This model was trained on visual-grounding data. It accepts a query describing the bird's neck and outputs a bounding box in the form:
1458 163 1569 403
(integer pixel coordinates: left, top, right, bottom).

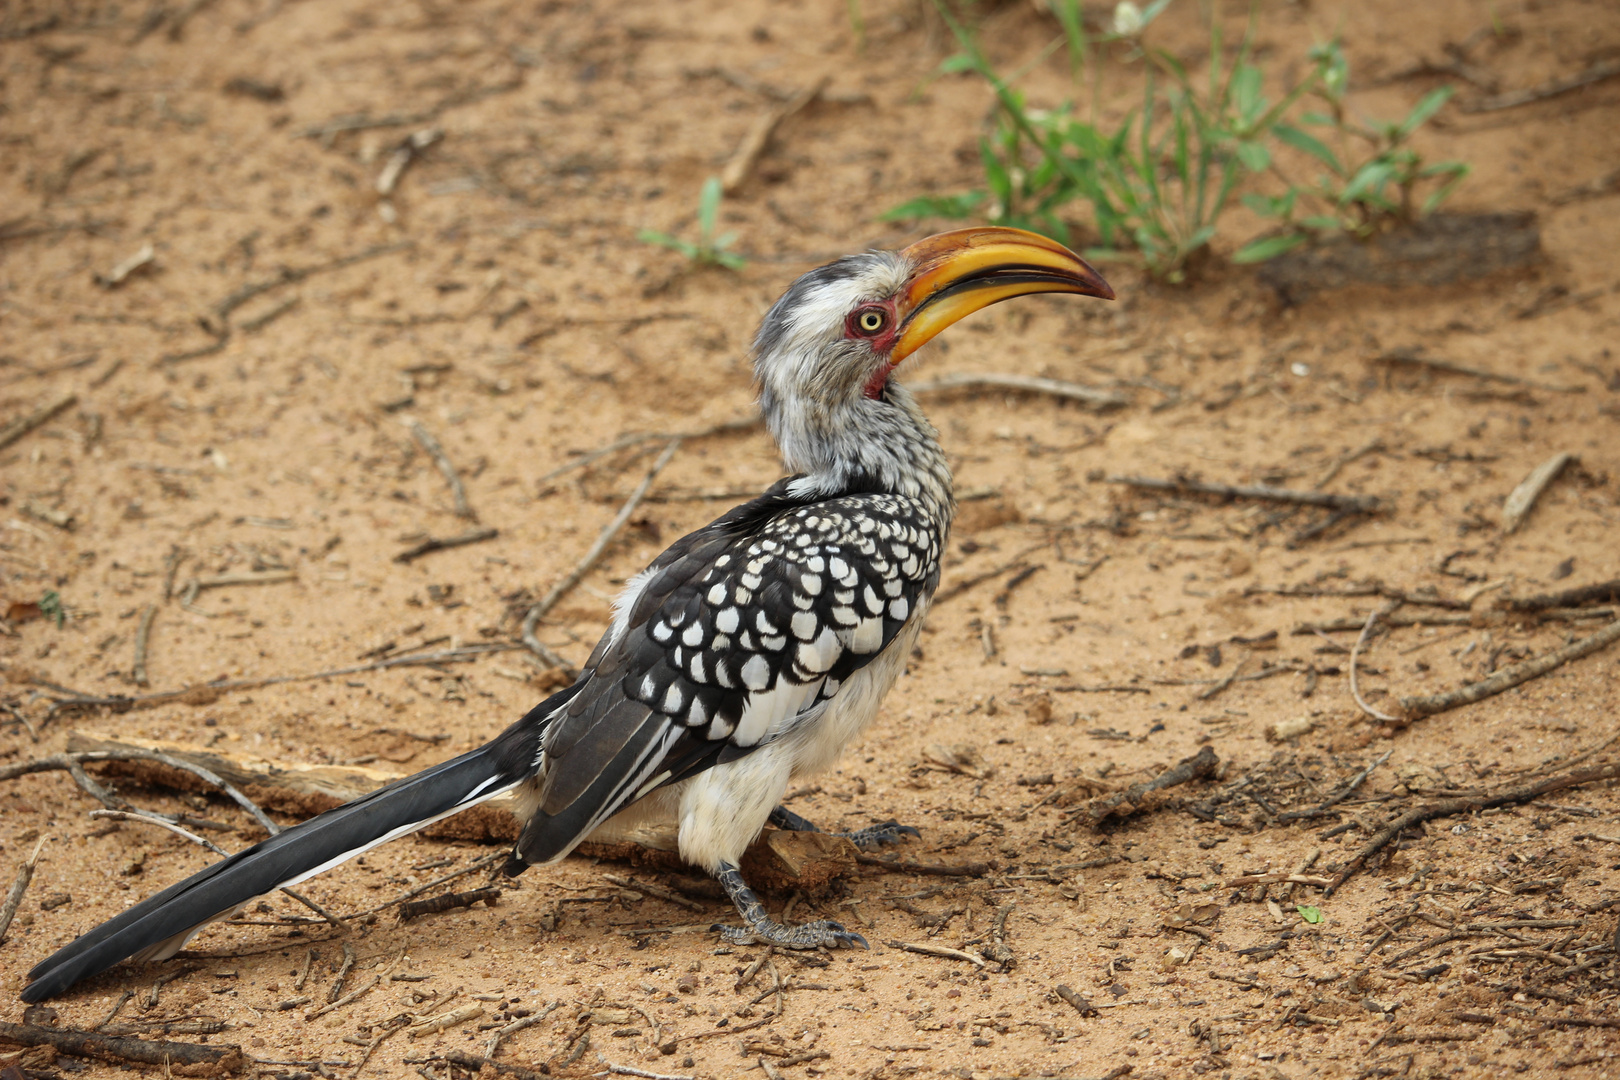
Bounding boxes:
765 381 954 519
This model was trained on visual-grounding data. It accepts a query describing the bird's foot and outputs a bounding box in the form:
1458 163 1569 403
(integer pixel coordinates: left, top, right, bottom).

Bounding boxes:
712 860 869 951
839 819 921 851
715 917 868 950
767 806 921 851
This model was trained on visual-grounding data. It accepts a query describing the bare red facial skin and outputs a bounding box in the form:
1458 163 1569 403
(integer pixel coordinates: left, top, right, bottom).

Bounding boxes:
844 300 901 399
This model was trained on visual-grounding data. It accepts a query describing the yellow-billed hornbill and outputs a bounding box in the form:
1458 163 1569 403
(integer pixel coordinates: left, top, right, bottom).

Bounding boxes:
22 227 1111 1001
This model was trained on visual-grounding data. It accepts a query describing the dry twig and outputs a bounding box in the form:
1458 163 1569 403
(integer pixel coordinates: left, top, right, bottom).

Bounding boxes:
887 940 987 967
131 604 157 687
1501 451 1573 533
722 78 828 193
409 419 475 519
1350 601 1403 723
1102 474 1378 513
0 835 47 944
1327 762 1620 896
1397 617 1620 722
1081 746 1219 824
522 438 681 661
909 371 1128 410
0 1021 244 1072
0 392 77 452
1464 58 1620 112
394 527 499 563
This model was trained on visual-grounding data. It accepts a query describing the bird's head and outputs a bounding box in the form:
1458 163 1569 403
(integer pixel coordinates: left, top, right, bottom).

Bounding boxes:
753 227 1113 489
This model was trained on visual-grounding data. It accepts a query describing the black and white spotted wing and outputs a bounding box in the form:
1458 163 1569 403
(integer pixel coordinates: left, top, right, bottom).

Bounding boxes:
512 479 943 865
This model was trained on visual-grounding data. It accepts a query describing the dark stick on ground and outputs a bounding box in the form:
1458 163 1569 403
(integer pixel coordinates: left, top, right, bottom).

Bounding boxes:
394 526 499 563
1276 750 1393 822
414 1051 549 1080
409 419 475 519
398 886 501 921
1081 745 1220 824
0 392 77 452
1102 474 1380 514
1397 617 1620 722
1508 578 1620 612
1326 763 1620 896
0 1020 244 1072
1372 348 1580 393
854 854 989 877
0 837 46 944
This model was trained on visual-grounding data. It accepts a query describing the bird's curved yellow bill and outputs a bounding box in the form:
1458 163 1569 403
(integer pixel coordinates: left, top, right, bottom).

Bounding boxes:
892 227 1114 364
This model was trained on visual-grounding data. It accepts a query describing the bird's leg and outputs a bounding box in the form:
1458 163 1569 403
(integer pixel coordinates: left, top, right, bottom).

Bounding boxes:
711 862 868 950
768 806 921 851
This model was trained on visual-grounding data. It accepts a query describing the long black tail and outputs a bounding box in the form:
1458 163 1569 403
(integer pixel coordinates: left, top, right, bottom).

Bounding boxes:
22 700 561 1003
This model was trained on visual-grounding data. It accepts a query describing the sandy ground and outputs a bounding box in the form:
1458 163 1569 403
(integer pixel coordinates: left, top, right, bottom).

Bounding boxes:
3 0 1620 1078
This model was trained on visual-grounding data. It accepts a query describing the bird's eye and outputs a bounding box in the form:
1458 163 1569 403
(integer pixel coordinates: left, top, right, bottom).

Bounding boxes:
855 309 887 335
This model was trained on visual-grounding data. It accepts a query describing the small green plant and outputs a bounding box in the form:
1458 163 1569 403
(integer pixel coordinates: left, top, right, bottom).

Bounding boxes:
888 3 1468 279
39 589 65 629
1234 48 1469 262
888 2 1321 282
637 177 747 271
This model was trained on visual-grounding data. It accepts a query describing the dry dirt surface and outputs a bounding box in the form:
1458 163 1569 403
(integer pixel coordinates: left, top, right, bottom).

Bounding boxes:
4 0 1620 1078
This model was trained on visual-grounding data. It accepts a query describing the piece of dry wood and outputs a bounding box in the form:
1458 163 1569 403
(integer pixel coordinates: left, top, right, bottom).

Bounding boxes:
6 743 280 835
1225 873 1335 887
394 526 498 563
96 242 155 288
1054 983 1097 1017
1292 610 1477 633
1276 749 1392 822
522 437 680 663
854 853 989 877
408 418 474 519
1102 474 1379 513
54 733 853 889
398 886 500 921
1397 617 1620 722
0 1020 243 1073
909 371 1128 410
408 1002 483 1038
0 835 47 944
1372 348 1579 393
1081 746 1219 824
1327 762 1620 896
1350 601 1403 723
1507 578 1620 612
886 940 987 967
721 77 828 194
1464 58 1620 112
1501 451 1573 533
0 392 77 452
131 603 157 687
534 416 759 486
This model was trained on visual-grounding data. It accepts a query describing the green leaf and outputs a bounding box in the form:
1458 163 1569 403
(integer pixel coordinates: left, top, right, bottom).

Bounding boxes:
698 176 722 241
1297 905 1323 924
1230 64 1265 126
1273 124 1343 174
1340 160 1398 205
1300 110 1337 127
39 589 65 629
980 138 1014 206
1300 214 1342 230
1232 233 1308 263
1397 85 1455 140
1236 141 1270 172
879 192 985 222
939 52 978 75
1241 190 1296 219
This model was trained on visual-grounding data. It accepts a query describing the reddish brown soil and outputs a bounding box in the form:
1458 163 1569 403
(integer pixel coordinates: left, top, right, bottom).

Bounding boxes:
3 1 1620 1078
